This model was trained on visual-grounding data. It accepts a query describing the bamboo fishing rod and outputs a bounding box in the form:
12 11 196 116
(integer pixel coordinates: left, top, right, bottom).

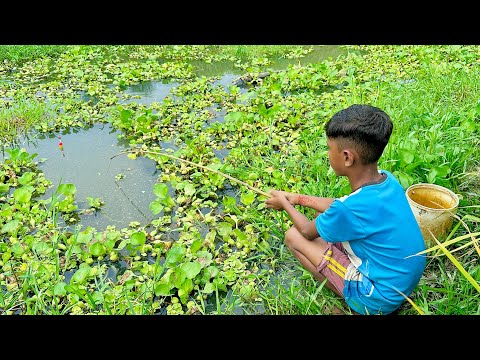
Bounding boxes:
112 148 271 198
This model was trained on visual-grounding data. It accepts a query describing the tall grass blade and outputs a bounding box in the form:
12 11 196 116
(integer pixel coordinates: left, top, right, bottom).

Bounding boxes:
396 290 424 315
430 229 480 294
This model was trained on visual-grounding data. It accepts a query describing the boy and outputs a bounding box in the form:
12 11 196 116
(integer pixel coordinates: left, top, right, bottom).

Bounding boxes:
265 104 426 315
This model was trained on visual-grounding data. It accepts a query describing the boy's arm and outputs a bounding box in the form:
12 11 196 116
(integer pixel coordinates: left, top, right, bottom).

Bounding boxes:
265 190 322 241
275 191 335 213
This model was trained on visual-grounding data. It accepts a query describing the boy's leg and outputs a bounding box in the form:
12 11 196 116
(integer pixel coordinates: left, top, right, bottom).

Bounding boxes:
284 226 349 298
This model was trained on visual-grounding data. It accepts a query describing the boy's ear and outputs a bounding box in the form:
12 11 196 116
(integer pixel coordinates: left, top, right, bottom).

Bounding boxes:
343 149 355 167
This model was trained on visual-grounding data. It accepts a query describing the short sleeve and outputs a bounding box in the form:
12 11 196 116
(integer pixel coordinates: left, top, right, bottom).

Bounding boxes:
315 199 367 243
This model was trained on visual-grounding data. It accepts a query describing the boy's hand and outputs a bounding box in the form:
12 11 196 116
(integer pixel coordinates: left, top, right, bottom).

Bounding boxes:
265 190 297 210
273 191 298 205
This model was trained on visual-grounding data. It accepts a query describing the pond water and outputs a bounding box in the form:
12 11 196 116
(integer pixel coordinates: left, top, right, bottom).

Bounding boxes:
123 73 241 106
9 123 159 231
190 45 347 77
2 45 347 232
123 80 179 106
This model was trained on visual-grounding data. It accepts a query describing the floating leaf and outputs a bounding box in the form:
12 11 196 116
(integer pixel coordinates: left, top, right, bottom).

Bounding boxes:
53 282 67 297
172 267 187 288
223 195 237 210
57 183 76 196
1 220 20 234
89 242 106 257
2 251 11 263
104 238 116 251
197 251 213 268
32 242 53 253
76 230 93 244
181 261 202 279
165 245 185 267
224 111 244 123
217 222 233 237
13 187 32 203
203 282 215 294
234 229 247 241
11 243 24 256
224 269 236 282
117 239 128 250
190 239 202 254
91 291 104 305
106 231 121 241
184 183 196 196
0 207 12 218
0 183 9 193
131 231 146 246
70 266 91 285
165 196 176 207
205 229 216 247
18 172 35 185
153 183 169 199
154 281 173 297
149 200 164 215
240 191 255 205
120 109 132 123
178 278 194 302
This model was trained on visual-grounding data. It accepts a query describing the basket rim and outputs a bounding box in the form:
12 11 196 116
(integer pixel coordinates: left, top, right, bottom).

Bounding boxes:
405 183 459 211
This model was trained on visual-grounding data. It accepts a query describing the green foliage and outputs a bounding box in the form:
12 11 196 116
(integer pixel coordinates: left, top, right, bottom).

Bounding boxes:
0 96 55 147
0 45 69 63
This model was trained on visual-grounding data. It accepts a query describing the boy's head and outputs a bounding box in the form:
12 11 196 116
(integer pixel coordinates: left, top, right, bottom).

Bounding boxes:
325 104 393 165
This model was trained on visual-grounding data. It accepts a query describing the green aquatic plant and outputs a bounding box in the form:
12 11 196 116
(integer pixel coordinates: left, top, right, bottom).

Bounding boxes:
0 97 55 148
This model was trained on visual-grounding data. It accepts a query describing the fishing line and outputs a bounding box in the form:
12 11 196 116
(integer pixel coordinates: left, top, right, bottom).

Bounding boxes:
106 150 151 222
114 176 150 221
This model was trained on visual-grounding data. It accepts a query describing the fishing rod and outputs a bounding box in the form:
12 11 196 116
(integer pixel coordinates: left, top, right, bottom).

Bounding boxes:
111 148 271 198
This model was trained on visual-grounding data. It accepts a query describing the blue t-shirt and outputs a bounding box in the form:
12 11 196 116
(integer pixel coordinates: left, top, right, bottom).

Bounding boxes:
315 170 426 315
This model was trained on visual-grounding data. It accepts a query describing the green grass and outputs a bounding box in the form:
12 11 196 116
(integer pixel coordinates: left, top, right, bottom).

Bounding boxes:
218 45 310 59
0 45 69 63
0 96 54 147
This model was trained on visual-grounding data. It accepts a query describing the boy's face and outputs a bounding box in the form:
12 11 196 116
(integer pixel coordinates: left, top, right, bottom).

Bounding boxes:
327 137 346 176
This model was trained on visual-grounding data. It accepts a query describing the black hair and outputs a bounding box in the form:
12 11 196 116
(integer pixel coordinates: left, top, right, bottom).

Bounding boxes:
325 104 393 165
